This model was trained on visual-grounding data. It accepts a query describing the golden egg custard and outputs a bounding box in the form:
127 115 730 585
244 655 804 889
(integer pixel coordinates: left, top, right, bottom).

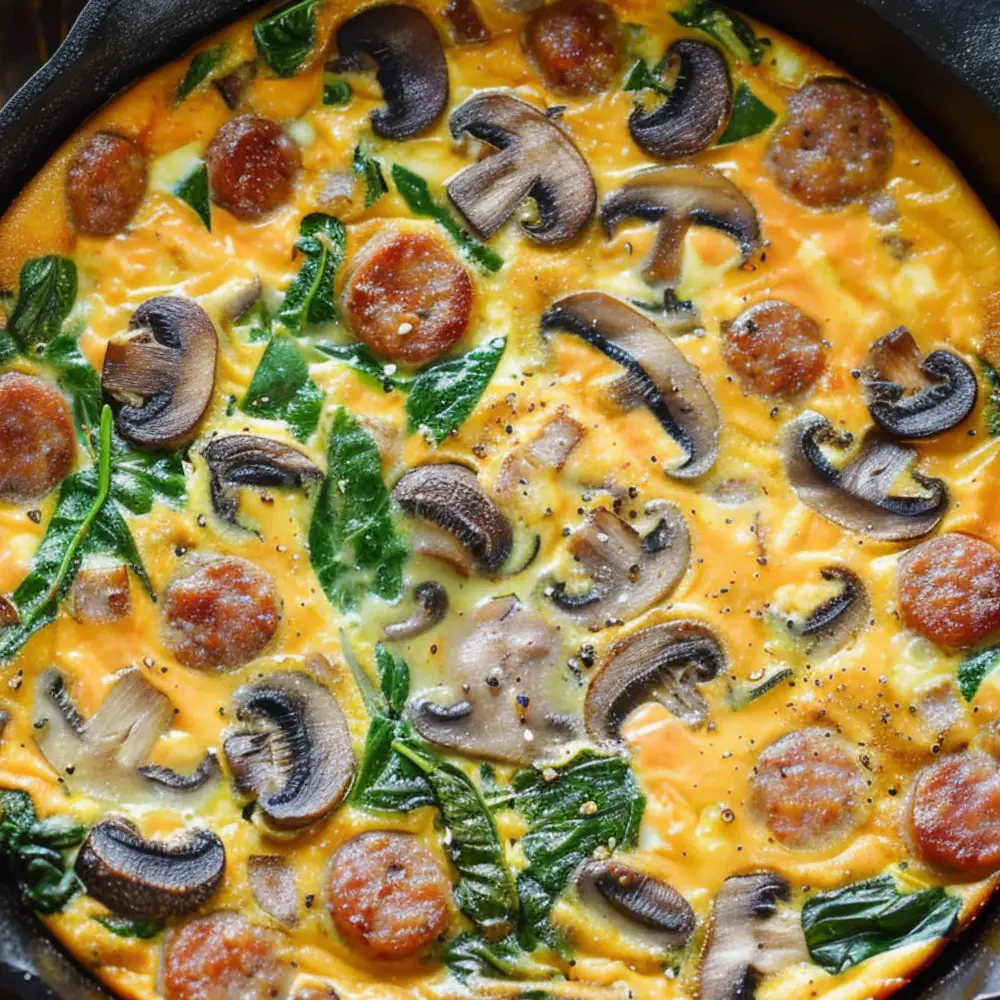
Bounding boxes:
2 2 1000 1000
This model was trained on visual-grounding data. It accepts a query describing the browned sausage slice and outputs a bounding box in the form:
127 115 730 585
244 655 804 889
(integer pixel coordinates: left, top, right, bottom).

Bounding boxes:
162 555 281 670
749 727 868 849
164 912 288 1000
766 78 892 209
524 0 621 95
326 831 451 959
898 533 1000 647
909 751 1000 878
0 372 75 504
722 300 826 397
342 228 473 365
205 115 301 221
67 132 147 236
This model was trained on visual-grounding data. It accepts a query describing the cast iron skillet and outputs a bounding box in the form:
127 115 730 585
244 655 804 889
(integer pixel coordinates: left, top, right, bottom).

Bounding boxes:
3 0 1000 997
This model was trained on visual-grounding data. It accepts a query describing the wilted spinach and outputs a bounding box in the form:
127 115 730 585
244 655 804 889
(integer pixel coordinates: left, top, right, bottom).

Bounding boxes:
958 644 1000 702
802 874 960 974
176 44 227 103
278 213 347 335
174 163 212 230
718 82 777 145
7 255 78 355
323 75 352 106
309 407 406 610
354 145 387 207
980 357 1000 437
46 333 103 446
254 0 323 78
0 790 86 914
241 335 323 442
96 916 165 939
672 0 771 65
316 340 412 391
444 931 557 982
623 58 671 96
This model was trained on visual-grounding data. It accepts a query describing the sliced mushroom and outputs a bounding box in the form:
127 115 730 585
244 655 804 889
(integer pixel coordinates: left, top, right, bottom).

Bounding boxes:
336 6 449 140
445 0 489 43
249 854 298 926
76 817 225 920
383 581 449 640
33 669 219 804
549 506 690 629
629 40 732 160
543 292 719 478
576 859 695 951
496 409 585 497
102 296 218 450
863 327 977 439
447 91 596 245
215 61 257 110
393 464 513 574
223 671 354 830
782 411 948 541
586 620 725 742
204 434 323 527
783 566 871 660
601 165 761 285
409 597 575 764
699 873 807 1000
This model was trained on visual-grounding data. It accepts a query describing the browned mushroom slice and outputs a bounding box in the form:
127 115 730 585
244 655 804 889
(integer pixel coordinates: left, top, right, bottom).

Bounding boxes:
76 817 225 920
336 6 449 140
783 566 871 659
496 409 585 497
447 91 597 245
782 410 948 541
542 292 719 478
629 40 732 160
393 464 513 574
601 165 761 285
585 620 725 742
383 581 449 640
249 854 298 926
445 0 489 43
102 296 218 450
408 597 576 764
204 434 323 527
223 672 354 830
863 327 977 439
549 506 690 629
214 61 257 110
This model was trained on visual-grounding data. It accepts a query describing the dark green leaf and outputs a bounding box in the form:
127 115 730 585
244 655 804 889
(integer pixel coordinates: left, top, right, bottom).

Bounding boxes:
176 44 227 103
46 333 103 446
309 407 406 610
315 341 412 391
392 164 503 273
718 82 777 144
241 335 323 441
174 163 212 230
354 145 387 207
958 645 1000 702
406 336 505 443
323 75 352 106
672 0 771 65
97 916 165 939
278 213 347 334
9 256 78 353
253 0 322 78
395 742 520 936
110 447 187 516
623 59 670 95
376 643 409 714
980 357 1000 437
512 750 645 947
444 931 557 982
802 874 960 974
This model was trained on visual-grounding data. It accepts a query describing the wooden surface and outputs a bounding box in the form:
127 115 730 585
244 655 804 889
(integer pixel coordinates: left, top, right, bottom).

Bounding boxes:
0 0 88 108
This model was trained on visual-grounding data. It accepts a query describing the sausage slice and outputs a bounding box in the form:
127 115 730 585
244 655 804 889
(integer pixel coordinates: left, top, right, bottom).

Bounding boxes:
67 132 147 236
524 0 621 95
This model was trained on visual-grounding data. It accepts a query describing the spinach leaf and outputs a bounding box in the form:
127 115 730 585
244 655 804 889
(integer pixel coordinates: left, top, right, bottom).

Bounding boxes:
96 916 165 939
46 333 103 446
512 750 645 947
323 75 352 106
110 447 187 516
241 335 323 441
958 644 1000 702
174 163 212 230
254 0 323 78
0 790 86 914
406 336 505 443
278 213 347 334
672 0 771 65
176 44 227 103
316 341 412 391
718 82 777 144
623 59 670 96
395 742 520 936
354 145 387 207
392 164 503 274
802 874 960 975
980 357 1000 437
9 256 78 354
444 931 557 982
351 644 434 812
309 407 406 610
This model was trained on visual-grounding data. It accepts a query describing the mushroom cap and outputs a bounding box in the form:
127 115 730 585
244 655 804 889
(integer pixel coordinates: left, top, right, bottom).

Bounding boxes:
788 566 871 660
383 581 449 640
447 91 597 245
336 5 449 140
102 296 218 450
76 816 225 920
